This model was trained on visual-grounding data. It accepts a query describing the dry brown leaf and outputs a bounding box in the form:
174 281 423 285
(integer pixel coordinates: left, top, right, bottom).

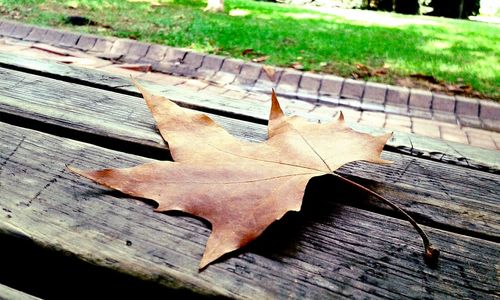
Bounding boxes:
251 55 269 63
262 66 276 82
117 63 152 73
70 82 392 269
242 48 254 56
291 62 304 70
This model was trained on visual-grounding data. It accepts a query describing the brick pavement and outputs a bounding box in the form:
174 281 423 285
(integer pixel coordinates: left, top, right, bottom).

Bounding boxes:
0 19 498 151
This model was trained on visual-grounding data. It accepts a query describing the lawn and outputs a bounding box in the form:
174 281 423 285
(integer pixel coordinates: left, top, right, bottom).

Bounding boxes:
1 0 499 100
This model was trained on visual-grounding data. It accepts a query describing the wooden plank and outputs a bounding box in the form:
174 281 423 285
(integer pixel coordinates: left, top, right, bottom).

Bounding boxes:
0 123 498 299
0 67 498 241
0 51 498 171
0 66 267 147
0 283 42 300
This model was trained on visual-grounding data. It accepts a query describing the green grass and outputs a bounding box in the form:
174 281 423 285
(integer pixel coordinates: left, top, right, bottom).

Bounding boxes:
1 0 499 99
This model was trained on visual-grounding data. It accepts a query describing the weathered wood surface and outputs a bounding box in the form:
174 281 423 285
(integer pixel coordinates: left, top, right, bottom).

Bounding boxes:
0 283 42 300
0 51 498 171
0 65 498 242
0 123 498 299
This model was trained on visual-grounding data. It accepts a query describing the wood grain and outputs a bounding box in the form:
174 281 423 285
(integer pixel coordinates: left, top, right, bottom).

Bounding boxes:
0 67 498 241
0 123 498 299
0 51 497 171
0 283 42 300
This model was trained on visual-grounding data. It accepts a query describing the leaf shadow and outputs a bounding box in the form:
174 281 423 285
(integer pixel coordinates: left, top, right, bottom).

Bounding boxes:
241 173 369 262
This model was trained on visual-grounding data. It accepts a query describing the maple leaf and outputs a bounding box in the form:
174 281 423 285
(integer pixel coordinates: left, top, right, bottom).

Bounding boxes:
70 82 439 269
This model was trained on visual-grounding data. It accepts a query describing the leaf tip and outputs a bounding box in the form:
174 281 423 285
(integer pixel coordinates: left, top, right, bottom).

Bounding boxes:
269 89 284 121
382 131 393 143
338 111 345 122
66 164 81 175
130 77 150 99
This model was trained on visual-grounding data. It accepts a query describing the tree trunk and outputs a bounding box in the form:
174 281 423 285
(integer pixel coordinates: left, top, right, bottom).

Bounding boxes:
205 0 224 12
458 0 465 18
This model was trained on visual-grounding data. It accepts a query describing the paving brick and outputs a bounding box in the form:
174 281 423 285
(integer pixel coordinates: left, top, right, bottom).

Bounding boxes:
359 111 385 128
198 54 224 72
386 86 409 107
462 127 497 149
299 73 322 92
260 66 281 83
440 126 468 144
140 72 186 85
409 89 432 109
224 89 247 100
0 38 32 51
385 114 412 127
155 48 186 74
319 75 343 99
297 73 321 101
245 91 271 103
203 85 230 97
479 100 500 121
254 67 283 92
412 117 440 126
39 29 64 45
221 58 243 74
253 67 283 89
11 24 33 39
97 64 146 78
166 51 204 77
155 61 177 74
341 79 364 100
58 32 81 48
277 69 301 93
363 82 387 104
296 92 318 102
456 96 479 117
24 27 47 42
90 38 114 53
238 62 261 80
123 41 150 62
412 122 440 139
432 93 455 113
463 127 495 137
387 124 412 133
466 133 496 150
339 98 362 109
310 104 338 120
433 112 456 123
182 78 209 91
492 132 500 149
108 39 134 57
210 72 236 85
163 47 187 63
318 97 339 106
482 119 500 132
360 102 384 112
458 116 481 128
143 44 167 62
282 99 316 115
0 21 16 36
75 35 96 51
409 109 432 119
384 105 408 115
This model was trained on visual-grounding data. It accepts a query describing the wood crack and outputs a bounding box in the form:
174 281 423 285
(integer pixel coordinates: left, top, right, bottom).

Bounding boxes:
0 136 25 178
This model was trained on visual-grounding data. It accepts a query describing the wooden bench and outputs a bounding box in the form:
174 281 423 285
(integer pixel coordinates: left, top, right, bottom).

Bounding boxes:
0 52 498 299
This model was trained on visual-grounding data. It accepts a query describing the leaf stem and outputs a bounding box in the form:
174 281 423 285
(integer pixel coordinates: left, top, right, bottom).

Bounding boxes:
332 172 440 267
